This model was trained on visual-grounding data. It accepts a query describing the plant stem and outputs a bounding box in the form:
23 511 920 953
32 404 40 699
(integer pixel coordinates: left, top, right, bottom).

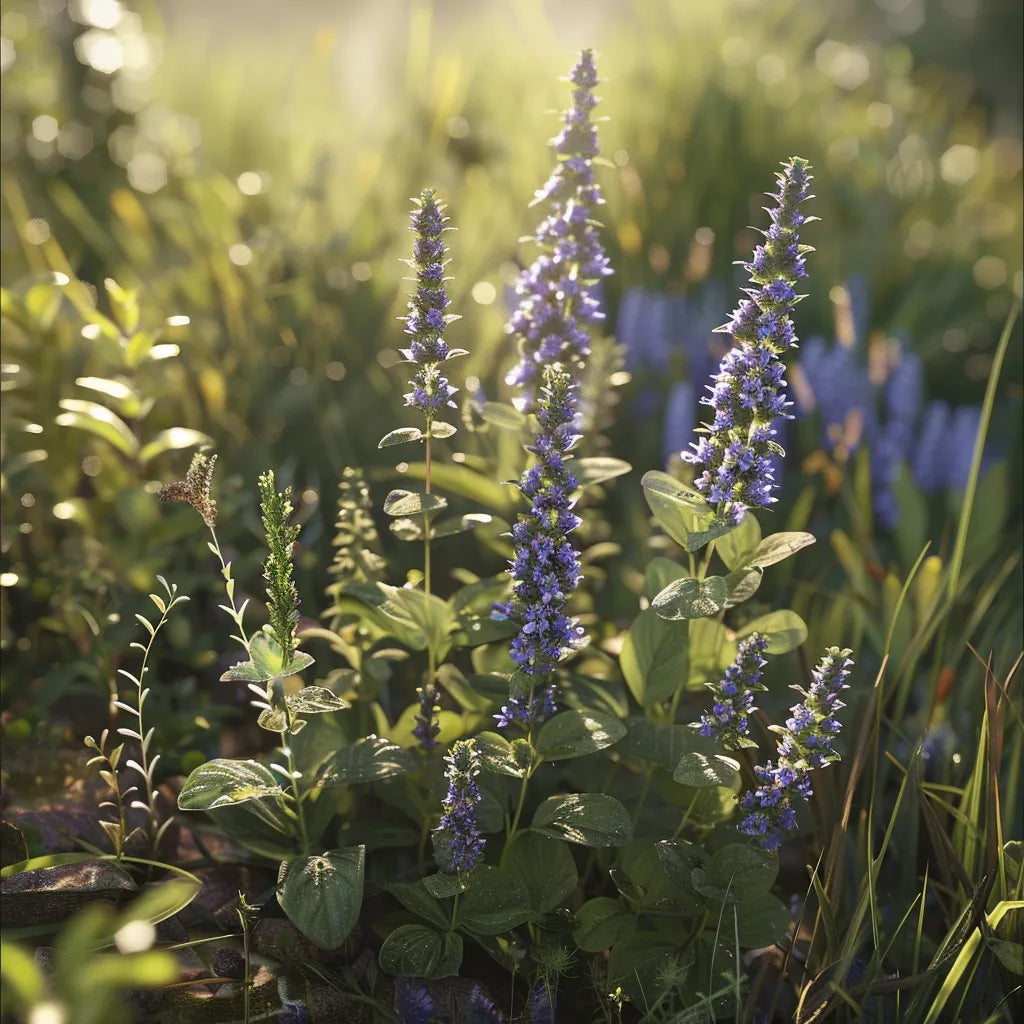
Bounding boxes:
282 705 310 857
423 427 438 685
502 746 536 867
207 526 252 655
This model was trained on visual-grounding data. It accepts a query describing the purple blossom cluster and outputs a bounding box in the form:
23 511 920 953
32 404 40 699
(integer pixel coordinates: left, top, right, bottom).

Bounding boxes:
401 189 461 420
738 647 853 850
494 684 558 731
684 158 814 524
697 633 769 749
497 365 586 695
413 682 440 750
505 50 612 409
432 739 485 873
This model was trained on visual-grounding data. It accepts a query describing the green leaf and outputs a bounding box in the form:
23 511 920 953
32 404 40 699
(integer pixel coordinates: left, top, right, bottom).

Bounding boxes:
985 938 1024 975
288 686 350 715
423 871 476 899
376 584 458 658
689 619 737 689
429 420 457 439
430 513 495 540
641 470 737 551
398 461 515 516
379 924 463 978
55 399 139 458
724 566 763 607
735 892 792 947
737 609 807 654
382 489 448 516
617 720 699 770
256 686 349 733
715 514 763 570
177 759 284 810
644 557 689 601
386 880 449 929
532 794 632 847
575 457 632 488
319 736 413 784
277 848 364 949
378 427 424 448
115 876 201 930
220 632 315 683
138 427 212 466
748 531 816 568
573 897 636 952
474 731 526 777
620 609 689 709
480 401 527 431
505 832 577 914
612 839 693 914
652 575 729 620
455 866 533 935
607 931 683 1006
74 376 147 419
535 710 627 762
673 752 741 788
655 840 707 893
702 844 778 898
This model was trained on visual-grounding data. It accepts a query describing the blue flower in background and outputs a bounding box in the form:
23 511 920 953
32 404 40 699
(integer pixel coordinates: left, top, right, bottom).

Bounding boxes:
395 979 436 1024
413 682 441 750
465 984 503 1023
506 50 611 409
528 983 555 1024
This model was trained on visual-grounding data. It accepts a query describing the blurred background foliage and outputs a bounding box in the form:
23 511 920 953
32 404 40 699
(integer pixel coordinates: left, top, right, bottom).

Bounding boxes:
1 0 1021 769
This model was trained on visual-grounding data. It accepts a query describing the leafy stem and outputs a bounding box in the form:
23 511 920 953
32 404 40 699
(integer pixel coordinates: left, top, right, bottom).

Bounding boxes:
207 526 252 657
104 576 188 858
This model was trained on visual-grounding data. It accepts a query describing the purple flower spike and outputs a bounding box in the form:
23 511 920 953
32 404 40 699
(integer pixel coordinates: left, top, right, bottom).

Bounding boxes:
684 158 814 523
697 633 769 749
738 646 853 850
505 50 612 409
499 365 586 689
775 646 853 769
401 189 461 421
432 739 485 873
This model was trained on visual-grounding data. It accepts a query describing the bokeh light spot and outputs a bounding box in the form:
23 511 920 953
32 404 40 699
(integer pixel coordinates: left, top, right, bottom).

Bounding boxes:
471 281 496 305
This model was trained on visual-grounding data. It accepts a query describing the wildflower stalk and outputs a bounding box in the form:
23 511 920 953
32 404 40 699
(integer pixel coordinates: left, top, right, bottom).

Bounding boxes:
258 471 310 856
684 157 814 524
386 189 462 698
496 365 585 730
738 647 854 850
506 49 611 408
432 739 485 873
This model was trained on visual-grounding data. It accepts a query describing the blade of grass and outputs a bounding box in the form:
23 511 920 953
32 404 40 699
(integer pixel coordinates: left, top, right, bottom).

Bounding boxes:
928 303 1019 713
